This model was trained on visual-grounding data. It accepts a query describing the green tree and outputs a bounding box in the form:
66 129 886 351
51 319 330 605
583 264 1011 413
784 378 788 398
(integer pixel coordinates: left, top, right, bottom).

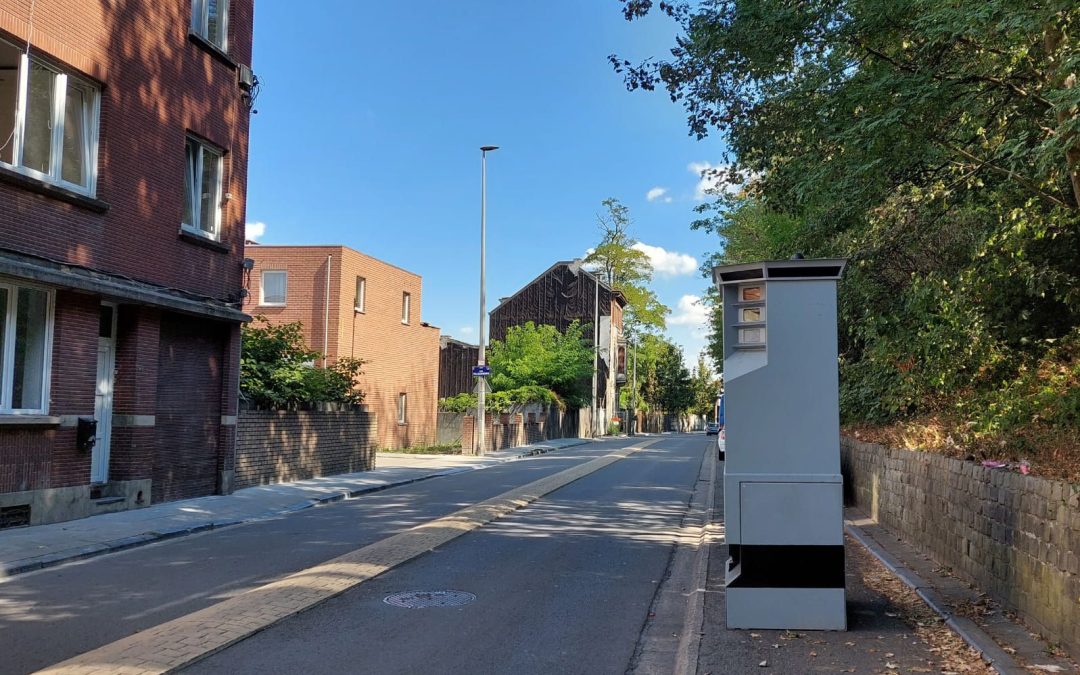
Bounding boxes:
656 341 694 414
585 198 669 333
486 321 594 408
690 355 721 417
240 317 365 409
614 0 1080 443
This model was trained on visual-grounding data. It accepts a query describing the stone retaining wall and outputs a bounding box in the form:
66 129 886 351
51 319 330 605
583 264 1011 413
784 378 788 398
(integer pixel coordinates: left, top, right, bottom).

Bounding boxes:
235 411 377 490
841 437 1080 657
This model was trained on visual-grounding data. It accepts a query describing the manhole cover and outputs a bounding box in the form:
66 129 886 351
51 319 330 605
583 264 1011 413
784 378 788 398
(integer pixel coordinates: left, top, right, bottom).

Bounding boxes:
383 590 476 609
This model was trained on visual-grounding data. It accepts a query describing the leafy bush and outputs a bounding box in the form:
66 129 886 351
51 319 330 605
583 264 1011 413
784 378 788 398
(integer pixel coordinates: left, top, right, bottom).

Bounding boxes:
240 316 365 409
438 385 562 414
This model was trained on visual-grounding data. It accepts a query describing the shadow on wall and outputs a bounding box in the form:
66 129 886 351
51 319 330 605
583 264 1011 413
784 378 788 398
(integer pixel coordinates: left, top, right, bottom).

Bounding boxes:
234 410 377 490
90 0 248 293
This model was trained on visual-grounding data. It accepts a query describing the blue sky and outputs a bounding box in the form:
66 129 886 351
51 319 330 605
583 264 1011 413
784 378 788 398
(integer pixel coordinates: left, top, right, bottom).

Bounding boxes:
246 2 727 365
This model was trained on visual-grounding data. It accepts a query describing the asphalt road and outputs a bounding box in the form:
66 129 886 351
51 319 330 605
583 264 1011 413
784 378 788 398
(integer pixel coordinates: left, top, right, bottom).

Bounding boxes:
184 434 708 675
1 435 710 674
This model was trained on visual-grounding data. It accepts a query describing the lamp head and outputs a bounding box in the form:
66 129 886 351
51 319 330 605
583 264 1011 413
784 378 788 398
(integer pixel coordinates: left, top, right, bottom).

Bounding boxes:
480 145 499 152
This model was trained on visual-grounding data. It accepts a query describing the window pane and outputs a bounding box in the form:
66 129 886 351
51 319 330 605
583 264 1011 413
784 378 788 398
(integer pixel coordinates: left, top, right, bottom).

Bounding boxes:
183 140 197 228
262 271 286 304
0 288 7 400
207 0 224 46
355 278 365 311
402 293 410 323
0 43 19 165
191 0 205 32
12 287 48 410
22 63 56 175
199 146 220 235
61 82 86 186
741 307 762 323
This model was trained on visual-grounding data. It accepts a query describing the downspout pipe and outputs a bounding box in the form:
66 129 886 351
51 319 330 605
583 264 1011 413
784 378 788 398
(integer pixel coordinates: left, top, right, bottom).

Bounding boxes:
324 254 331 367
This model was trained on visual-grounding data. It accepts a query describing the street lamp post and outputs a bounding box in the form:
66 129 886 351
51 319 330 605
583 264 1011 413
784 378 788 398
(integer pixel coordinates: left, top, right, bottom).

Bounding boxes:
476 145 498 454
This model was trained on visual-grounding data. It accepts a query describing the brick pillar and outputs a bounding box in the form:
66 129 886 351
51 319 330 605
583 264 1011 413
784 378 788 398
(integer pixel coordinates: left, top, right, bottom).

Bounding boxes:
462 415 475 454
110 305 160 484
217 322 242 494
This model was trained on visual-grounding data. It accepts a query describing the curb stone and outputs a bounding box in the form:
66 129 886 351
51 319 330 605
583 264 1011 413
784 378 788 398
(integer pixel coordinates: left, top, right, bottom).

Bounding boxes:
0 439 592 581
845 521 1027 675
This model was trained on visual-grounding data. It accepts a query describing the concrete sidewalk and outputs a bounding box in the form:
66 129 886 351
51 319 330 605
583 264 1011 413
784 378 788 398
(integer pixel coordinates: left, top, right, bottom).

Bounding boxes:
0 438 590 580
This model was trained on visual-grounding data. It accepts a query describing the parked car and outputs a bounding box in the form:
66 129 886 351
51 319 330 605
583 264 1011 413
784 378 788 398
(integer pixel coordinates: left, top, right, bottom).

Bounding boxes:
705 422 721 435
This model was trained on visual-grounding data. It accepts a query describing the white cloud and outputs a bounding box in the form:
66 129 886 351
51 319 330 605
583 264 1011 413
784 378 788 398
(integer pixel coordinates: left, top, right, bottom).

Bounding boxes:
688 161 738 200
459 326 475 336
668 294 710 332
646 186 672 203
245 221 267 240
632 242 698 278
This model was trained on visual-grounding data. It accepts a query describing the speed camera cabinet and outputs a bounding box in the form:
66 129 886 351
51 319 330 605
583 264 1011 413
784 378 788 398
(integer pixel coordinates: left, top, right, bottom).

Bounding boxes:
712 259 847 631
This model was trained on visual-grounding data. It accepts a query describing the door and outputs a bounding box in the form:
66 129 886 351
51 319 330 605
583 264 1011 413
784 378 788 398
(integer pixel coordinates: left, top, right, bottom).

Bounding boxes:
91 303 117 484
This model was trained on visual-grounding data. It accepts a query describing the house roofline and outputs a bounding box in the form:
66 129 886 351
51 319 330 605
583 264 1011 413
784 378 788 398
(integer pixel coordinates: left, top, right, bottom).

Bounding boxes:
492 260 626 312
245 244 424 279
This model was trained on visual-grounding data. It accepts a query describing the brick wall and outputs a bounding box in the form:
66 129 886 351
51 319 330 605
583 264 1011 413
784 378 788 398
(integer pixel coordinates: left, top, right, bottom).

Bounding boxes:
842 437 1080 657
245 245 440 450
234 410 377 490
460 406 585 454
0 0 252 301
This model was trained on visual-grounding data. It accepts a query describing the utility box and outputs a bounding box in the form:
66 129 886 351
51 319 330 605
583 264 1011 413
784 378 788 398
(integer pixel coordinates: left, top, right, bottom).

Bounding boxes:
712 258 847 630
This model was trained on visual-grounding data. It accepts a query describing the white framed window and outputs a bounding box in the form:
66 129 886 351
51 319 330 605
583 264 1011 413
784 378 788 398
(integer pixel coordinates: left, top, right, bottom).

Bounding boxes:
191 0 229 50
401 292 410 324
397 393 407 424
0 40 100 196
182 136 223 240
354 277 366 312
0 282 54 414
260 270 287 306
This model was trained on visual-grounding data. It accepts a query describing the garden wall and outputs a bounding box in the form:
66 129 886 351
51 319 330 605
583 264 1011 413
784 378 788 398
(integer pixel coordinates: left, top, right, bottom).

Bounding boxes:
235 410 377 490
461 406 586 454
841 437 1080 658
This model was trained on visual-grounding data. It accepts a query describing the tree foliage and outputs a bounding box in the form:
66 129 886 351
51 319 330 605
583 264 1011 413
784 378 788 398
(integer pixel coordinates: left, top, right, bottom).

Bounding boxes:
690 354 722 417
614 1 1080 448
585 198 670 334
486 320 594 409
240 317 365 409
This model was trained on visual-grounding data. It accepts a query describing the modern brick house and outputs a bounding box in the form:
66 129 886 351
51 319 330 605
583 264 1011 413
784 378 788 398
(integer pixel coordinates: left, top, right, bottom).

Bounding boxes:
490 260 627 429
244 245 440 450
0 1 255 527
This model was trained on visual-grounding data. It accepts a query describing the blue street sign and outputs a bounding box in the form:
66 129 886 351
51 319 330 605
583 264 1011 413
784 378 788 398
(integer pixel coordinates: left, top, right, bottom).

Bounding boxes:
472 365 492 377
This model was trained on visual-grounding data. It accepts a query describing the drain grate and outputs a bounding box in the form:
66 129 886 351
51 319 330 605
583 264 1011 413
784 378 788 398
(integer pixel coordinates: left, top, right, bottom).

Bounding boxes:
383 590 476 609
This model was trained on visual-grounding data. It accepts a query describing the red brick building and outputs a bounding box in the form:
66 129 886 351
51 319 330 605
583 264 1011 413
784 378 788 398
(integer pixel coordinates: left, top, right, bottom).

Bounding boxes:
0 1 255 526
244 245 441 450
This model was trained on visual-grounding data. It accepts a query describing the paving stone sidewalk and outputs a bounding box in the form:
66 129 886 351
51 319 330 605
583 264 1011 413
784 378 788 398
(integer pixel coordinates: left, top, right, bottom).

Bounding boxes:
0 438 590 580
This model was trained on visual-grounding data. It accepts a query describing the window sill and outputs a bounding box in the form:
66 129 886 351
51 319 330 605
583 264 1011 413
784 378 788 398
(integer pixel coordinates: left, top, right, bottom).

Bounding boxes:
0 166 109 213
188 31 238 69
0 415 61 427
259 304 286 308
179 229 230 253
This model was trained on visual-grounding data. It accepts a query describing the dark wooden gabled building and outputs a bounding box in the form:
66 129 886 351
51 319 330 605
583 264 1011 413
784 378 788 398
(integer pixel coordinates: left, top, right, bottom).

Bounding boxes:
490 261 626 425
